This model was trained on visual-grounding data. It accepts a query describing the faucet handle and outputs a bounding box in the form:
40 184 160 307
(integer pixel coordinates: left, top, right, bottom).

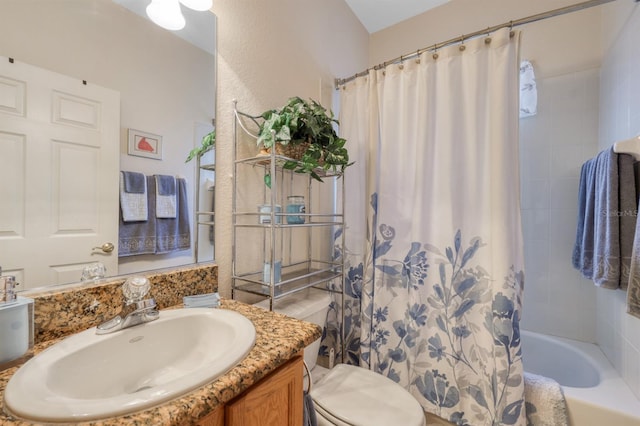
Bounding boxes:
122 276 151 303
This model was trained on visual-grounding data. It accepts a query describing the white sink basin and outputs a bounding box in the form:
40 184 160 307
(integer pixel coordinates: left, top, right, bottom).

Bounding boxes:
4 308 256 422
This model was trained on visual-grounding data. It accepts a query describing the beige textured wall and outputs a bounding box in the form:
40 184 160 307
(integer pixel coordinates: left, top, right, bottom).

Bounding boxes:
370 0 604 79
210 0 368 296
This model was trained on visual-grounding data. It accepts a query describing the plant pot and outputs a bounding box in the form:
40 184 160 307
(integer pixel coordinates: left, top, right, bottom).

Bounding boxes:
274 142 310 160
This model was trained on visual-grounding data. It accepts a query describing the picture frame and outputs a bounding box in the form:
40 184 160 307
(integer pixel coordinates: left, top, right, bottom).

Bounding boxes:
127 129 162 160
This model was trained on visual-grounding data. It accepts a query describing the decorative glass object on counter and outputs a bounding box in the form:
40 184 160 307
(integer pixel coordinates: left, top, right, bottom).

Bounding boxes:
81 262 107 282
286 195 305 224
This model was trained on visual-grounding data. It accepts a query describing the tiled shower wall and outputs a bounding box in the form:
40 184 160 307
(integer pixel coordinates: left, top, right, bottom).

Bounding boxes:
519 68 599 343
596 5 640 400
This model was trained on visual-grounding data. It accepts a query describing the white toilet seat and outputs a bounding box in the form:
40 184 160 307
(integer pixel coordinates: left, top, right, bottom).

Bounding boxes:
310 364 425 426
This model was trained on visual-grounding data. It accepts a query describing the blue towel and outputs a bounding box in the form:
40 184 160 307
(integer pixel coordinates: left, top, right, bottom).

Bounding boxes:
573 148 636 289
156 178 190 253
155 175 176 196
572 159 596 276
120 172 148 222
119 176 156 256
122 171 146 194
155 175 177 218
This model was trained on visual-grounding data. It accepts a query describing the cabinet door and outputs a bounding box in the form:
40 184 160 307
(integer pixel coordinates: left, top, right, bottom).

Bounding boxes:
197 407 224 426
225 355 303 426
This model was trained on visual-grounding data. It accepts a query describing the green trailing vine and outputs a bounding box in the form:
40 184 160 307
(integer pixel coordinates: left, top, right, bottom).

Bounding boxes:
185 130 215 163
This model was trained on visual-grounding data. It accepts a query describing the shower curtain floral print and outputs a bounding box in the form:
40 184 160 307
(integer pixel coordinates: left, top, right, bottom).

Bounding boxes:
321 28 526 425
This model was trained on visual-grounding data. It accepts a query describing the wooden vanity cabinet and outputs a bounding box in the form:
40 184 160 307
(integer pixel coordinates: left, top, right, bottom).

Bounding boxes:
197 355 303 426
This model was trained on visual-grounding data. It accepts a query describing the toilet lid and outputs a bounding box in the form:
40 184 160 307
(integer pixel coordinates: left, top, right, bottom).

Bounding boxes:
310 364 425 426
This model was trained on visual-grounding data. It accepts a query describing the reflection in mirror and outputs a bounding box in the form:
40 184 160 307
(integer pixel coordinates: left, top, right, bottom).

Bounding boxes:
0 0 216 291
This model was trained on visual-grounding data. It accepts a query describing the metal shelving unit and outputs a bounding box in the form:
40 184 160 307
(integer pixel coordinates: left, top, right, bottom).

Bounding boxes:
194 151 215 263
231 101 345 360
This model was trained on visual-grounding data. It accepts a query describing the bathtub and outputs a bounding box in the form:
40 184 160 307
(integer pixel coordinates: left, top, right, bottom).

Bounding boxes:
521 330 640 426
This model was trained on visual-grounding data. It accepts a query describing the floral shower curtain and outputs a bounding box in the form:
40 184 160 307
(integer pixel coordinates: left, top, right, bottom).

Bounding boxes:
325 28 526 425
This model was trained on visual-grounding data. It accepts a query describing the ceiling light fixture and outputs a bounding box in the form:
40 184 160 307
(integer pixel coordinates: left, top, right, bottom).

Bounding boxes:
146 0 186 31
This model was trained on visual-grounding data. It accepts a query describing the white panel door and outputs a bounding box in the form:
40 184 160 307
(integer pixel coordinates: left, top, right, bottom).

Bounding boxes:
0 57 120 289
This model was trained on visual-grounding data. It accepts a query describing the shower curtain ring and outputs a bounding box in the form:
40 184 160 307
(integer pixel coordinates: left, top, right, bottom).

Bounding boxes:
485 27 492 44
459 35 466 51
509 21 515 38
432 44 439 60
398 55 404 70
415 50 421 64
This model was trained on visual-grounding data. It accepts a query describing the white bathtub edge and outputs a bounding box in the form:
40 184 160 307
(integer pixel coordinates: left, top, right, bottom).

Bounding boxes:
521 330 640 425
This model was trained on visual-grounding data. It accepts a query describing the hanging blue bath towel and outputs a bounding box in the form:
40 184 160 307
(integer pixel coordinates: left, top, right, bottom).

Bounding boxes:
156 178 191 253
572 147 636 289
572 158 597 277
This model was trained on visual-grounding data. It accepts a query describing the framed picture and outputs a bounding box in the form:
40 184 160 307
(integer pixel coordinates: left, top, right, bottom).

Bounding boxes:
127 129 162 160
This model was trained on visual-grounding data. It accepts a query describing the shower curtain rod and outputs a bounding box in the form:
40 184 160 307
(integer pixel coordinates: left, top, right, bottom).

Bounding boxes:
334 0 620 88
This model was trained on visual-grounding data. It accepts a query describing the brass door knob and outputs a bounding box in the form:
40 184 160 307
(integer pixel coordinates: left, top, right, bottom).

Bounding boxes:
93 242 115 253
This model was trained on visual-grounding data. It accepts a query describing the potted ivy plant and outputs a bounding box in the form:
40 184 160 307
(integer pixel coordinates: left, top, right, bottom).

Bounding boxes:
185 130 215 163
257 97 352 183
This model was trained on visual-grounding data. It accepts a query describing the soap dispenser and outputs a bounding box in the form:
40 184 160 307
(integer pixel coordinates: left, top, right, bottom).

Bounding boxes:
0 275 34 371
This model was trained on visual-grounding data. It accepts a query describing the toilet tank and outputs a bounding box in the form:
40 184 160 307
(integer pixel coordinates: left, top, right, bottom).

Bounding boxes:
254 289 330 369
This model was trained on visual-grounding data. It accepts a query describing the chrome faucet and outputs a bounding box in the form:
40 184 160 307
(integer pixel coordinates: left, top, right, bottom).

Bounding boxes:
97 276 159 334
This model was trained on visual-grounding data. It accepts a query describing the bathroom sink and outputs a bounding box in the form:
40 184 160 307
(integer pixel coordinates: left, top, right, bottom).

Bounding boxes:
3 308 256 422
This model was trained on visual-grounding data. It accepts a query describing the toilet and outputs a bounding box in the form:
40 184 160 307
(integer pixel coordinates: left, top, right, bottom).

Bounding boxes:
255 289 425 426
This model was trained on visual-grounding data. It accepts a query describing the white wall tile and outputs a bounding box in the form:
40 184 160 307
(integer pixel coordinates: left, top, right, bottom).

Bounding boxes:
624 340 640 398
549 207 578 246
524 239 550 278
521 209 550 243
614 290 629 336
596 2 640 382
521 144 551 180
614 330 626 372
521 68 599 343
551 144 588 179
521 301 549 333
549 178 579 210
521 179 550 210
599 319 616 363
523 275 549 304
626 313 640 351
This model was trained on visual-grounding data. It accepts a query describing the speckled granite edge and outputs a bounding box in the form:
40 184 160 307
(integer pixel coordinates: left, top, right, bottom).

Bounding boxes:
0 299 321 426
22 263 218 344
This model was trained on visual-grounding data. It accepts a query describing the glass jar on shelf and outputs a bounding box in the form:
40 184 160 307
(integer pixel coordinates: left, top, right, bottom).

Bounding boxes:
286 195 305 224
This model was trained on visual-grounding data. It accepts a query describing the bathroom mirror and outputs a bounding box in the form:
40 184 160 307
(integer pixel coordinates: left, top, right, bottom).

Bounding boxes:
0 0 216 290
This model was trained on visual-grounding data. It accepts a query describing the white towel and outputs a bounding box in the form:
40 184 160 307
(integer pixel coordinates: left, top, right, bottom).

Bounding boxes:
524 372 569 426
520 60 537 118
155 175 177 219
119 172 148 222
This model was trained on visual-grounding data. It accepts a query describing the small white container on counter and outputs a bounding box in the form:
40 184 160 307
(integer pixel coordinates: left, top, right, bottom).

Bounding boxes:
0 296 34 371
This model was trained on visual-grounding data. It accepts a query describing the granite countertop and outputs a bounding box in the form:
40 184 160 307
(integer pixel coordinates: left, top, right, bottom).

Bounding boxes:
0 299 321 425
